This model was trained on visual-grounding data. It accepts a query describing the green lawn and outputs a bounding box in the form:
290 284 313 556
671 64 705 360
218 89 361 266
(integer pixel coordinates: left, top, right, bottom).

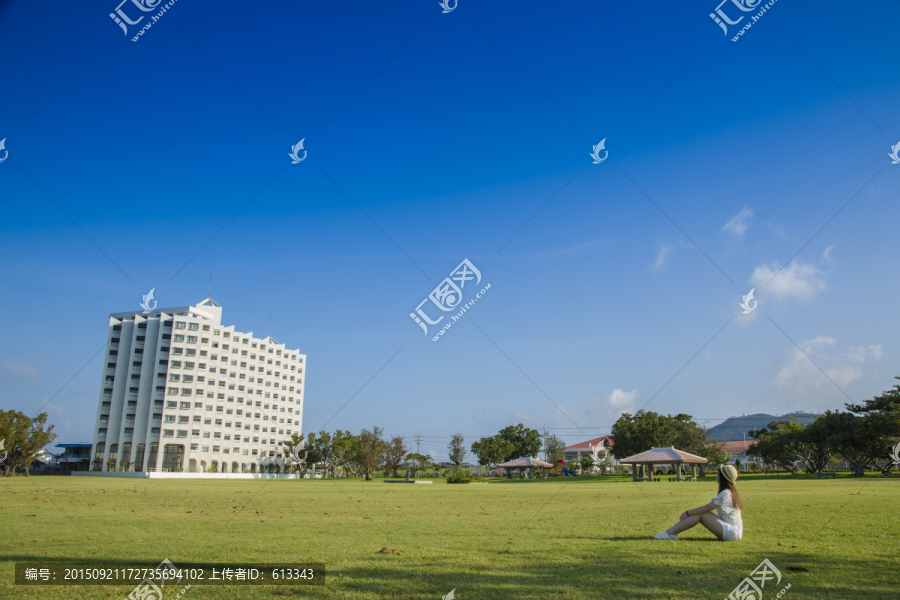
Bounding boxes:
1 473 896 599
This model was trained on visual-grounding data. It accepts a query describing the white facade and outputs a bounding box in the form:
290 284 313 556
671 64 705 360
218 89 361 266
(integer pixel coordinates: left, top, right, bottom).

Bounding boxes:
91 298 305 474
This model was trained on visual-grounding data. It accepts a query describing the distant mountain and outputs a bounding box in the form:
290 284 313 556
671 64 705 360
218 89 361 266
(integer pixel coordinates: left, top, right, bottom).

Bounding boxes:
706 412 820 441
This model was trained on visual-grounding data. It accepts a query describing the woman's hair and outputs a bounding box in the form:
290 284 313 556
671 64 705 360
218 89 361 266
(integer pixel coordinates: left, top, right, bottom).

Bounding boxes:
717 470 743 510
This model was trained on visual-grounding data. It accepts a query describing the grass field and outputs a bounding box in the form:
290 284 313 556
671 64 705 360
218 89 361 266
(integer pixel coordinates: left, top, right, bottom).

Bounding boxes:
1 473 897 599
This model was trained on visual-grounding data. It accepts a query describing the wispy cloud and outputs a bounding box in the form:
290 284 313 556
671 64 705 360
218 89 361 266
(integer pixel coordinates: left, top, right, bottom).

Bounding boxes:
721 206 753 237
655 242 676 269
771 337 883 404
750 260 826 301
1 356 43 381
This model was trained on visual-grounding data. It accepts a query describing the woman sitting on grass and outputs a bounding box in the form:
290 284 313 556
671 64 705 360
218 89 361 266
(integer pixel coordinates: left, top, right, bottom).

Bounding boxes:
653 464 743 541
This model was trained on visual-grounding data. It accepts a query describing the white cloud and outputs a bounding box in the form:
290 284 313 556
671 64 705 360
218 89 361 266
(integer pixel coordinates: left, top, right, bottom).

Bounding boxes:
721 206 753 237
771 337 883 404
1 356 41 381
603 388 638 417
655 243 675 268
822 244 836 265
750 260 826 301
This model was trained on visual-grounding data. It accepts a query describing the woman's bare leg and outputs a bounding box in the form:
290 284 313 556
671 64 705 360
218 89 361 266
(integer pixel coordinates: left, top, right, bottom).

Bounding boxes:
666 515 700 535
699 513 724 540
666 513 725 539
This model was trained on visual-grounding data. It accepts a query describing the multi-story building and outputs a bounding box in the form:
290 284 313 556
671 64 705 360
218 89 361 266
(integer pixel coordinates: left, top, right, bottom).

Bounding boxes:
91 297 305 474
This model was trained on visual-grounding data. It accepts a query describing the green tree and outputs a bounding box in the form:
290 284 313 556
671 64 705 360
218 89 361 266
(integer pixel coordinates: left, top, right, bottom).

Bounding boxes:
609 411 700 460
405 452 431 478
471 435 515 474
448 432 467 466
498 424 542 459
544 433 567 464
327 430 356 478
355 426 384 481
382 435 409 478
846 377 900 475
579 455 594 474
748 419 806 474
0 411 57 477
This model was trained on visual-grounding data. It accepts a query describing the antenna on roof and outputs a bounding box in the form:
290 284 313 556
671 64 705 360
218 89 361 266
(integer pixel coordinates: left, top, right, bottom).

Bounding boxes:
268 315 271 339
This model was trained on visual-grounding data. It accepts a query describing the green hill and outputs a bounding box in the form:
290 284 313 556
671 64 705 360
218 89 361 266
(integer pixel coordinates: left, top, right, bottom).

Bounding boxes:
707 412 820 441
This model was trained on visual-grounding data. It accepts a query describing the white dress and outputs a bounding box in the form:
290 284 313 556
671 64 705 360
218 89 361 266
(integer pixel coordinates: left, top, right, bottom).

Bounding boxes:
712 489 743 541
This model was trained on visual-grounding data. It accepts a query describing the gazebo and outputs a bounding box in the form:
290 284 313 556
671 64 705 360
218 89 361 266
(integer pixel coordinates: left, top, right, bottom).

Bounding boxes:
620 447 708 482
497 457 553 479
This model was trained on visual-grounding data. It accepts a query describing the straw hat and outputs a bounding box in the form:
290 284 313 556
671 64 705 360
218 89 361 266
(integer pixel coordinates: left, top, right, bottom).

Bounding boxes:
719 464 738 484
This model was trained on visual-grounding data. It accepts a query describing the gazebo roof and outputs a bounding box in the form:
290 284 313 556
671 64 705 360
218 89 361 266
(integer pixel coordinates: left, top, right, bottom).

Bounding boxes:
497 457 553 468
619 447 708 464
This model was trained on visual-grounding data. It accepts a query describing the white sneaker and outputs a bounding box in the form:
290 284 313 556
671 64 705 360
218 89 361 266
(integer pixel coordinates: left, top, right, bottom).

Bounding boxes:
653 532 678 540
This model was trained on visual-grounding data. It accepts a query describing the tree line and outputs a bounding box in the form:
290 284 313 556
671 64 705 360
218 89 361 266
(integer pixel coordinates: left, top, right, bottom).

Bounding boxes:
748 378 900 475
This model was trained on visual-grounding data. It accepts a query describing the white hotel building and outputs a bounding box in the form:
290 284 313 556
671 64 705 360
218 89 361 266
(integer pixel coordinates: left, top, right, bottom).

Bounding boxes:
91 298 305 474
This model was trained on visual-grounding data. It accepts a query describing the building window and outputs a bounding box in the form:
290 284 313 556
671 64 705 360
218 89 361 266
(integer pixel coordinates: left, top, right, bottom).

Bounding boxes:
180 389 192 396
175 322 186 329
178 416 189 424
166 401 177 408
172 348 183 355
174 335 185 342
189 323 199 330
169 374 180 382
186 349 196 356
188 336 197 343
165 415 175 423
163 430 174 437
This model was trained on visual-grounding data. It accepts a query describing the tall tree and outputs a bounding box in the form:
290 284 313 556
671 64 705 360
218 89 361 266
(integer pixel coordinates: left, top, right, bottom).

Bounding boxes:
609 411 700 460
0 411 57 476
382 435 409 477
748 419 806 474
544 433 567 464
846 377 900 475
448 433 467 466
498 424 542 459
355 426 384 481
327 430 356 478
471 435 515 473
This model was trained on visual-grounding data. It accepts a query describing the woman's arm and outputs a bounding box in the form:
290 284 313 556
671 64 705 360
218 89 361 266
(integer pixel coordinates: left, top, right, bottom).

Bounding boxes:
679 500 719 520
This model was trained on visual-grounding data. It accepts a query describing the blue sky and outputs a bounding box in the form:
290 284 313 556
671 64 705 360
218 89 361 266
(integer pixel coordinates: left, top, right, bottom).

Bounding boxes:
1 0 898 460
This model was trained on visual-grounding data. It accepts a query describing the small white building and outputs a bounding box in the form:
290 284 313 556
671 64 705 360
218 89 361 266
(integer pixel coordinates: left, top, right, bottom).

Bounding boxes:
92 297 305 474
564 435 620 470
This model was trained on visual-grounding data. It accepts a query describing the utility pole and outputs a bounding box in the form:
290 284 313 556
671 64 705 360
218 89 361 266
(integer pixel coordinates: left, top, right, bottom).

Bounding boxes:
415 434 422 455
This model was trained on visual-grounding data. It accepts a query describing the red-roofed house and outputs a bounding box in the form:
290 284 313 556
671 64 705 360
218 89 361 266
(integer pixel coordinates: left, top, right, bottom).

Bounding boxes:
564 435 620 472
